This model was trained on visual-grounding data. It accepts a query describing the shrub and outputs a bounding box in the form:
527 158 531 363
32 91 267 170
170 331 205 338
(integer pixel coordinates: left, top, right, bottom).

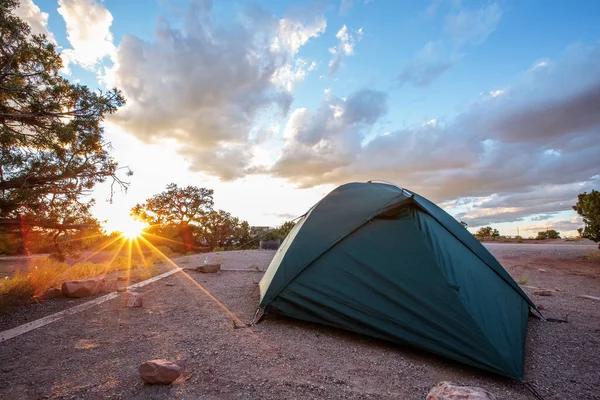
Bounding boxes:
0 272 36 311
0 255 160 311
213 247 225 252
154 245 173 257
536 230 560 240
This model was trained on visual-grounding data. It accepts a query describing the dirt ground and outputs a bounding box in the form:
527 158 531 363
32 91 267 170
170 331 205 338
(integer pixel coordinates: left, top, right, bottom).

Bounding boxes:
0 248 599 399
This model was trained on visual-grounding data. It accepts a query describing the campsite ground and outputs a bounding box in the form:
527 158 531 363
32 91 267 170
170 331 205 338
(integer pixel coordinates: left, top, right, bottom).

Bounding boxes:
0 245 599 399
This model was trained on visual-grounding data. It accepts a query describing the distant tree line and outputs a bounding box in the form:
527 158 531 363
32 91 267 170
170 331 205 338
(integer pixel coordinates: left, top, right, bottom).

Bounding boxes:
131 183 295 252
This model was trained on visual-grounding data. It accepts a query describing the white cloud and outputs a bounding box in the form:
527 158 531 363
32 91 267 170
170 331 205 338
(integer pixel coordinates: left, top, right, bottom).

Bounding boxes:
270 41 600 226
272 89 388 185
14 0 56 43
271 15 326 55
445 3 502 45
57 0 116 72
328 25 362 76
398 41 459 86
109 2 327 181
400 3 502 87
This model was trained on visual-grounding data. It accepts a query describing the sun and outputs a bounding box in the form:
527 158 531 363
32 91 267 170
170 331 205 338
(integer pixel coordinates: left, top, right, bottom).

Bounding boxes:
114 218 147 239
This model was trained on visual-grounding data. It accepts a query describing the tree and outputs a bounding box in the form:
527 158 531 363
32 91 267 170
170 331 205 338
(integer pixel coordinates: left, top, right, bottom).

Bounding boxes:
197 210 247 249
277 220 296 240
131 183 214 225
131 183 214 251
573 190 600 248
475 226 499 238
0 2 126 258
536 229 560 240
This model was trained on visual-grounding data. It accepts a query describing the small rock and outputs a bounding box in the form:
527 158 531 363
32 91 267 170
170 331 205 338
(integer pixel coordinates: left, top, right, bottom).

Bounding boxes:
196 263 220 273
165 283 175 287
121 291 142 307
533 290 553 296
426 382 496 400
139 359 181 384
538 269 547 272
61 280 106 298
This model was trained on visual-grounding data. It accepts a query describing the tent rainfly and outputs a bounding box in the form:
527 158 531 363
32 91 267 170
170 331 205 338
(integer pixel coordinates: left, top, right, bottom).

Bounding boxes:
259 182 536 380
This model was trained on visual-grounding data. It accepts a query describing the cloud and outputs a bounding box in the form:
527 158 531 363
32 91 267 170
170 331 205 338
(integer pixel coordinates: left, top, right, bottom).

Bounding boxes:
520 218 583 237
399 3 501 87
14 0 56 43
57 0 116 72
270 41 600 224
109 2 324 181
328 25 362 76
339 0 373 16
271 14 326 55
444 3 502 45
271 89 388 186
397 41 458 86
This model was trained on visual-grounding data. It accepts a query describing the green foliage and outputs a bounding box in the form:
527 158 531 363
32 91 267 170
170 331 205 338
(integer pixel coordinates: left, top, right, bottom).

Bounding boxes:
536 229 560 240
131 183 252 251
257 220 297 242
212 247 225 252
475 226 500 239
573 190 600 248
0 2 126 259
131 183 214 225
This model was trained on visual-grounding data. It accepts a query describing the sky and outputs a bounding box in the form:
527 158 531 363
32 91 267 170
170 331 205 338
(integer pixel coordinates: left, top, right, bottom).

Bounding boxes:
14 0 600 237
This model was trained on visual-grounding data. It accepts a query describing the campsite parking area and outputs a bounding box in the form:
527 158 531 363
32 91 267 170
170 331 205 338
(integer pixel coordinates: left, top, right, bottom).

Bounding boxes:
0 245 599 399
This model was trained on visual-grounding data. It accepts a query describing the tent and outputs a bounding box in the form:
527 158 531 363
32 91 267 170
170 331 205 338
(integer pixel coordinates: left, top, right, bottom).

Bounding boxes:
259 182 535 380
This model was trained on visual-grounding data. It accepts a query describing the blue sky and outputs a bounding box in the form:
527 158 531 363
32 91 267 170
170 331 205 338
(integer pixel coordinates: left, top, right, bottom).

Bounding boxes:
14 0 600 236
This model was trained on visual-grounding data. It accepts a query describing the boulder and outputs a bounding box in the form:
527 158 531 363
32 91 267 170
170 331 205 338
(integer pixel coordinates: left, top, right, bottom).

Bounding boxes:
121 291 143 307
426 382 496 400
139 359 181 384
61 280 106 298
196 263 220 273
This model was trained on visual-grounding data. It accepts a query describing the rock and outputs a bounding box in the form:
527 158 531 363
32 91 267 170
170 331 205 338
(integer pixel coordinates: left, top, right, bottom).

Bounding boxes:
533 290 553 296
121 291 142 307
139 359 181 384
61 280 106 298
426 382 496 400
538 268 547 272
196 263 220 273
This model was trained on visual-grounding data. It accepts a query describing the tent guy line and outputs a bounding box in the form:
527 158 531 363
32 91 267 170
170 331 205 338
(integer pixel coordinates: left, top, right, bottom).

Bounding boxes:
0 267 183 344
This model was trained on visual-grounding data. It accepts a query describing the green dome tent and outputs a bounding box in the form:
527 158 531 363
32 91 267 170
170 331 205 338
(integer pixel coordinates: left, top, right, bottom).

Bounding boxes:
259 182 536 380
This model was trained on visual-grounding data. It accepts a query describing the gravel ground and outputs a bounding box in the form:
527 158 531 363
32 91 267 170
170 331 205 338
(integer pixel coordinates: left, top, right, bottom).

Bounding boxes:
483 242 598 260
0 248 599 399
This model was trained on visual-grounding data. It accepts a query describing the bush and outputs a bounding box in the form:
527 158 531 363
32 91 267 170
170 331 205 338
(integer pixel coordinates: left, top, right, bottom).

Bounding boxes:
0 255 160 312
213 247 225 252
0 272 36 311
536 230 560 240
154 245 173 257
